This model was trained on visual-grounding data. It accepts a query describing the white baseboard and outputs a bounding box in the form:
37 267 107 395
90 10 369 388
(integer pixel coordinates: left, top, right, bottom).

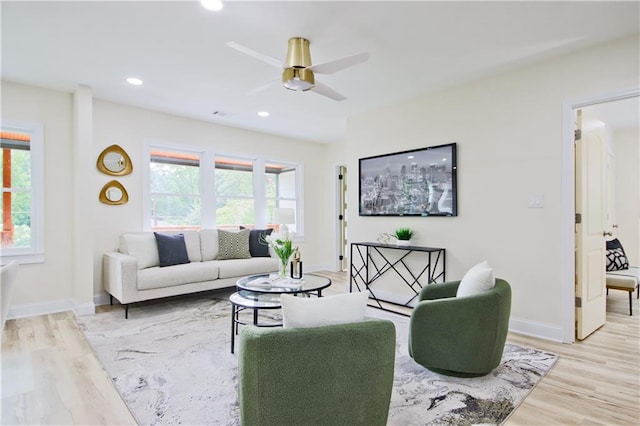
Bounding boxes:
93 292 113 307
7 298 96 319
73 301 96 316
509 316 565 343
8 299 74 320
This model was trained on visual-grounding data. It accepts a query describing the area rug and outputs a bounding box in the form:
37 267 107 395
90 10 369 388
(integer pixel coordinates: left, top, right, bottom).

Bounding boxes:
76 291 557 425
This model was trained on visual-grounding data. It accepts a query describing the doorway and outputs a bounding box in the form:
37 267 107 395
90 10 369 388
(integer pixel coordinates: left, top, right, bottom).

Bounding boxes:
564 88 640 342
336 165 348 272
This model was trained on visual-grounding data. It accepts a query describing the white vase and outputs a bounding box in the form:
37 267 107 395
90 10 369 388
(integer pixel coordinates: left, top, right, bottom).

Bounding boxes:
395 239 411 246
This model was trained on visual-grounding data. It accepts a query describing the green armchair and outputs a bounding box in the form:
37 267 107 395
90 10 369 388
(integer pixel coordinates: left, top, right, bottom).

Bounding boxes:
409 279 511 377
238 319 396 426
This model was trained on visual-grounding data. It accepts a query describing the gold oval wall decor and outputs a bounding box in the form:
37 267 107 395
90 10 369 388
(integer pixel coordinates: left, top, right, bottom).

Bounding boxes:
97 144 133 176
99 180 129 205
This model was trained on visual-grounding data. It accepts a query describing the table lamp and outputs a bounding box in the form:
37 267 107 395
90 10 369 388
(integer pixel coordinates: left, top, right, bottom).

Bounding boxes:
272 208 295 234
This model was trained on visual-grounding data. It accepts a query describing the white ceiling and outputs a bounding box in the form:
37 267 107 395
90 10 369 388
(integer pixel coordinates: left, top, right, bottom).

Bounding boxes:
2 1 639 143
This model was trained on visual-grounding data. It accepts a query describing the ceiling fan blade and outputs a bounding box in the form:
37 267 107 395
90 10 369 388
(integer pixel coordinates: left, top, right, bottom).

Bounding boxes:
226 41 284 69
245 80 280 97
308 52 370 74
312 81 347 101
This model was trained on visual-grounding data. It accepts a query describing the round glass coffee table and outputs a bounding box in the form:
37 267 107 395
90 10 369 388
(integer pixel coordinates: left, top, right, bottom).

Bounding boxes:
230 273 332 353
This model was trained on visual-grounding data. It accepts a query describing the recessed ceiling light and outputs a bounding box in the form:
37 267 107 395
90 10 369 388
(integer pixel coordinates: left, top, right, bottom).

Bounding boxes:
407 155 414 159
126 77 143 86
201 0 223 11
258 111 269 117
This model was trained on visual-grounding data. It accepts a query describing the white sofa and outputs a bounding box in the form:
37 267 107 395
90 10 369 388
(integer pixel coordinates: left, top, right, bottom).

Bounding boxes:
103 230 278 317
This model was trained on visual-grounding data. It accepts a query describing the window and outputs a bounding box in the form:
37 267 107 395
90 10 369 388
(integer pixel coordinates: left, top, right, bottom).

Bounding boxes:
149 149 201 230
215 156 254 229
144 143 303 238
266 161 299 233
1 121 44 264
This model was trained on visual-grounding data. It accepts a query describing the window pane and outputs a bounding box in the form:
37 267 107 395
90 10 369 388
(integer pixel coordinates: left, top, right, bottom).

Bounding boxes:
151 194 201 229
216 198 254 227
1 137 32 249
150 150 201 230
215 157 253 197
1 191 32 248
278 169 297 199
215 156 254 227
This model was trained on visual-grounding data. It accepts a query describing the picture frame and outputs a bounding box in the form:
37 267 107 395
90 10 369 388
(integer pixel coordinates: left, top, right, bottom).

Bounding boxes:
359 143 457 216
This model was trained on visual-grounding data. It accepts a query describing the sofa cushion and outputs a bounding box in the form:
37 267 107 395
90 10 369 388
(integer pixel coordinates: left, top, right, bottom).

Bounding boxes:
281 291 369 328
200 229 219 261
218 229 252 260
119 233 159 270
137 262 220 291
457 261 495 298
217 257 279 279
154 232 190 267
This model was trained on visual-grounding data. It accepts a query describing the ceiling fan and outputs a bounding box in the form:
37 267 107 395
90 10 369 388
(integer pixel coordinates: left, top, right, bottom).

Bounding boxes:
226 37 369 101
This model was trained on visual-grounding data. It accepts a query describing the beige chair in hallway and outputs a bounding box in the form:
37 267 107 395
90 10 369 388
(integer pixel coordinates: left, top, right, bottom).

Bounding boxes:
606 266 639 316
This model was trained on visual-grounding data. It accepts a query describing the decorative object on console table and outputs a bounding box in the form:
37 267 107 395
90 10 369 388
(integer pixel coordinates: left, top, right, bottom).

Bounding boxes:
272 207 295 234
290 247 302 279
350 242 446 316
393 227 414 246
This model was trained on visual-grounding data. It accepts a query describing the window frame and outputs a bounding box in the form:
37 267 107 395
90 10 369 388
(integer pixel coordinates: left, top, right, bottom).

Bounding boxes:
1 119 45 265
143 141 304 239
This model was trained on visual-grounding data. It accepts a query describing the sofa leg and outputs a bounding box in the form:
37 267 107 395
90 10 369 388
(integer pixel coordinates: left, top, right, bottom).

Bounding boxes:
629 292 633 316
110 295 113 306
125 304 129 319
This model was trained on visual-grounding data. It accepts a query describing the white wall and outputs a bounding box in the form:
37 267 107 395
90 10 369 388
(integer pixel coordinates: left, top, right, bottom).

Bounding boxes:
613 126 640 265
91 100 335 297
346 35 640 340
1 82 75 312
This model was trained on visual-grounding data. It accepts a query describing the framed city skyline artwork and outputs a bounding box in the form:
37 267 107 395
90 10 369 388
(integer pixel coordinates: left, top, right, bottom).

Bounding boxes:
359 143 457 216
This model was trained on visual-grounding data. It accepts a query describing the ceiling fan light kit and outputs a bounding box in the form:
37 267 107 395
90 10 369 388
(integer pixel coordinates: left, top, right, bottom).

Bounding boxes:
282 68 315 91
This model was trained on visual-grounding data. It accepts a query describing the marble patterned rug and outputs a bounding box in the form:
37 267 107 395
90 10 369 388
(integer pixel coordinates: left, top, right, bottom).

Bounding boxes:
76 291 557 425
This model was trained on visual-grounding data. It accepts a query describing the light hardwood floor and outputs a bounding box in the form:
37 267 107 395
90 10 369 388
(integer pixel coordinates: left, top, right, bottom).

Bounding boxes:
2 271 638 425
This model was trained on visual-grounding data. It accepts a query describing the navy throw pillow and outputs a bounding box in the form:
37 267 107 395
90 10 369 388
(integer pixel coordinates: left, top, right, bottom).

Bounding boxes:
154 232 190 267
240 227 273 257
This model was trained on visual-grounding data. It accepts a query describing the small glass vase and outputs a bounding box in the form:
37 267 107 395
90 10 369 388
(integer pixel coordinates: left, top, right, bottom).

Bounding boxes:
278 255 292 279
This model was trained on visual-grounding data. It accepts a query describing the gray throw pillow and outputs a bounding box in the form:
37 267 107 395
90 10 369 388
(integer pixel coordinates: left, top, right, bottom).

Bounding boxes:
217 229 252 260
154 232 190 267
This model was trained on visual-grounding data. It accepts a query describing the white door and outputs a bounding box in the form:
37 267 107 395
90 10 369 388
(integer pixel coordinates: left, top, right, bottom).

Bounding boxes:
575 109 607 340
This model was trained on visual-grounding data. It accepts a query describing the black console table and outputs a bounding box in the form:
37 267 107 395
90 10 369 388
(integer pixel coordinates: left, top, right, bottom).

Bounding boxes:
350 242 446 316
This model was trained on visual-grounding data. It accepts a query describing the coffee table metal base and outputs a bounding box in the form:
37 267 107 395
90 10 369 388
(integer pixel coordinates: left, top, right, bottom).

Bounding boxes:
230 291 281 354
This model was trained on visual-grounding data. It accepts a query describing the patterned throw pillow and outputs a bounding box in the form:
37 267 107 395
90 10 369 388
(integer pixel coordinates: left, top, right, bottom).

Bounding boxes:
606 247 629 271
217 229 251 260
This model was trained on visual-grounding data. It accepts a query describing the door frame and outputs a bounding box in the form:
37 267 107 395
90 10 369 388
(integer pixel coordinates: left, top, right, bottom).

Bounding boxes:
334 163 348 272
561 86 639 343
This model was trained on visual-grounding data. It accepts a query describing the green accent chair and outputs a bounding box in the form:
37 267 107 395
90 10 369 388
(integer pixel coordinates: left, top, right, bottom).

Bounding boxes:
238 319 396 426
409 278 511 377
